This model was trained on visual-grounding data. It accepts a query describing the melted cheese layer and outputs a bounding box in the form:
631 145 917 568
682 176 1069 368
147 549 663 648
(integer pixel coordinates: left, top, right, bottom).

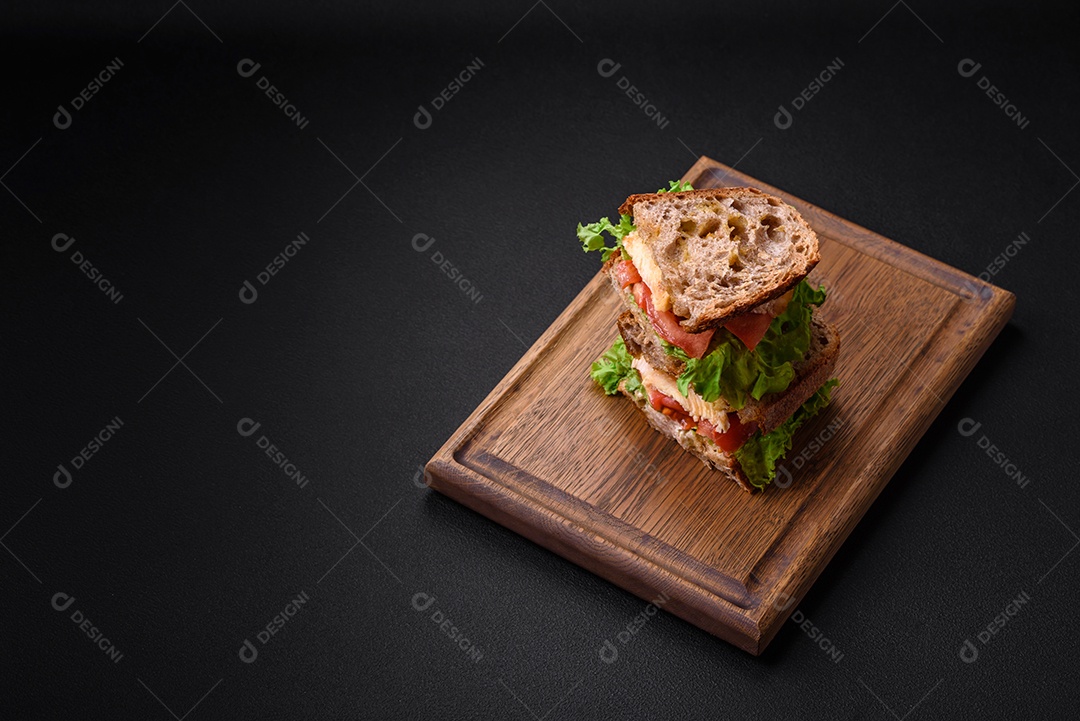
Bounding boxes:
632 357 731 432
622 230 672 312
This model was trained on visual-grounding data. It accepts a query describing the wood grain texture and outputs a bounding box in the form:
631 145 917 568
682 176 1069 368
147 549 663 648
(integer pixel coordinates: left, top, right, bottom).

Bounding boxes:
424 157 1016 655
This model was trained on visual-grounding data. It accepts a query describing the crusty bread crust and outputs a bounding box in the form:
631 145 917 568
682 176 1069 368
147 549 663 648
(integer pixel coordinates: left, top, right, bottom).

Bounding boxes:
618 187 769 217
617 188 820 333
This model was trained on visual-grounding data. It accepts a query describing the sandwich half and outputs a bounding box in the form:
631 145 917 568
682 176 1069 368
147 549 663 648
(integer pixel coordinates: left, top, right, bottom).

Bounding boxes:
581 182 840 491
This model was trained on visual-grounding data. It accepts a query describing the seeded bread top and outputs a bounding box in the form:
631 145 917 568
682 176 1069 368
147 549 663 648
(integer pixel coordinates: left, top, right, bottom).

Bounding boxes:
618 188 820 333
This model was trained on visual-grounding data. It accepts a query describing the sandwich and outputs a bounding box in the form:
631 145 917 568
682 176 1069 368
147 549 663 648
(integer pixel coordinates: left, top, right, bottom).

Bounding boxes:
580 181 840 491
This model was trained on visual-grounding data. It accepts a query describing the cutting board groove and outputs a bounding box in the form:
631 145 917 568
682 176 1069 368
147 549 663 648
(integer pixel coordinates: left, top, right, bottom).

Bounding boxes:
425 157 1014 654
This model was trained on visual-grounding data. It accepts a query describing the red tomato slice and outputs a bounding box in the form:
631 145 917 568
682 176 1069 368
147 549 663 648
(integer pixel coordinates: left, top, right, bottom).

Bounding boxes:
634 283 714 359
613 259 642 288
724 312 773 351
648 388 682 413
697 415 758 453
648 389 696 430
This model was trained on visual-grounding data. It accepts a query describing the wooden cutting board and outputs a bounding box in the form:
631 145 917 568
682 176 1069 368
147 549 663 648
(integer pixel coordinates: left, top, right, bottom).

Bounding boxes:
424 156 1015 654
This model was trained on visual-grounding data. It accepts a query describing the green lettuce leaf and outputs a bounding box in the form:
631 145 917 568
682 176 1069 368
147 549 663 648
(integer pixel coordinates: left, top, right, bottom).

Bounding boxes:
671 341 759 409
579 181 692 262
749 361 795 401
734 378 839 488
590 337 643 397
578 214 635 262
658 180 694 193
666 280 828 408
754 280 826 369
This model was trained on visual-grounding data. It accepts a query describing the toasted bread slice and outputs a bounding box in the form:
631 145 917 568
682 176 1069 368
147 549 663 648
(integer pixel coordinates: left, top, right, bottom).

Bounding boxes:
617 188 819 333
617 310 840 435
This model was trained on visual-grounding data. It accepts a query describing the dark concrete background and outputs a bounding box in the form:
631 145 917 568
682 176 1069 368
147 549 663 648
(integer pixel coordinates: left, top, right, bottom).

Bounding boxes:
3 1 1078 718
